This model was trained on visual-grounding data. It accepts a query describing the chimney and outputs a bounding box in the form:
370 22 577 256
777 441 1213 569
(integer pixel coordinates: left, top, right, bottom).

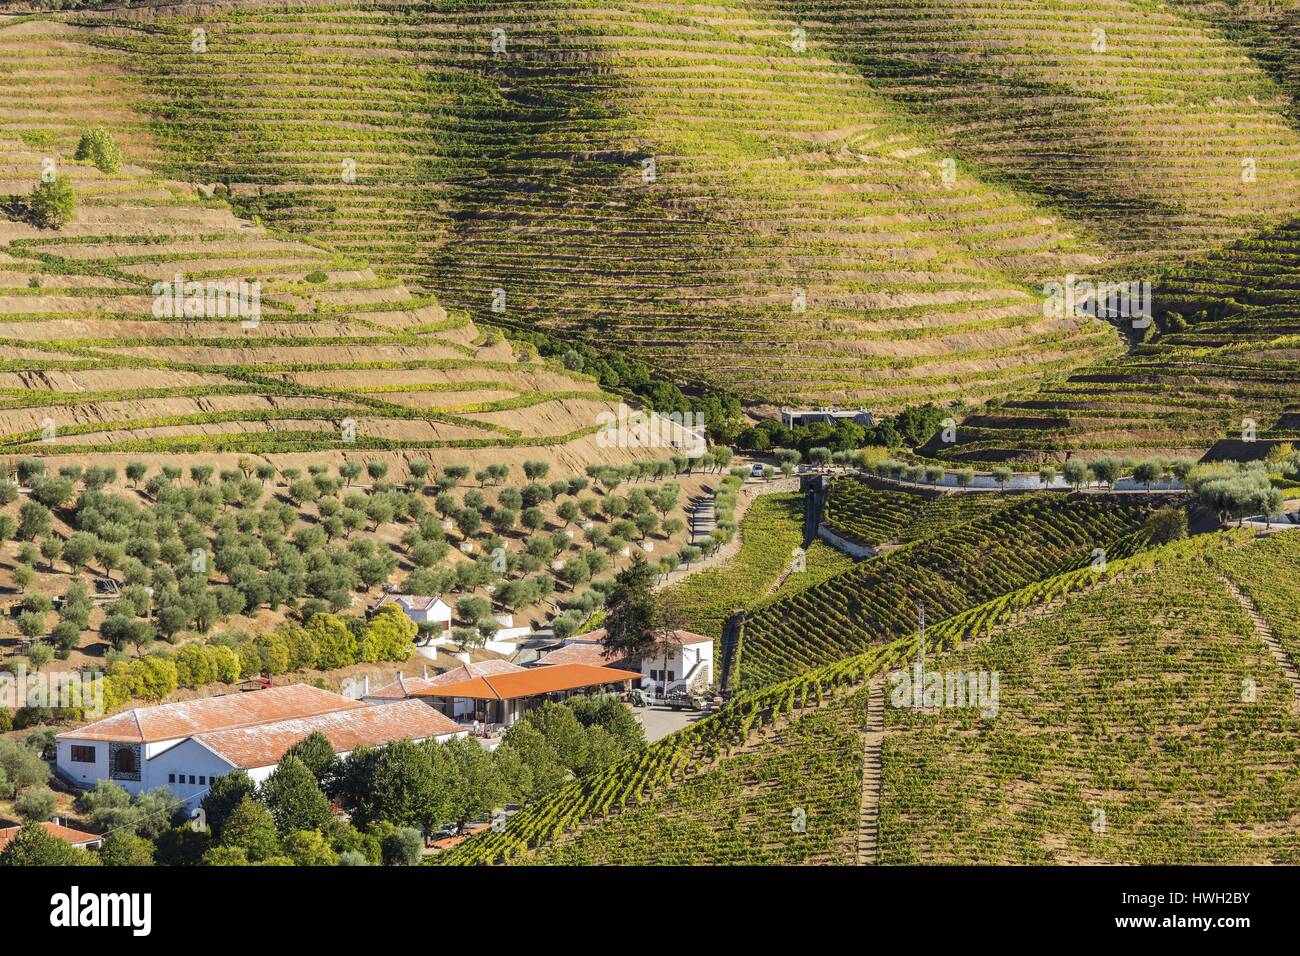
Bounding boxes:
423 665 429 679
455 650 471 665
362 675 369 697
396 671 402 683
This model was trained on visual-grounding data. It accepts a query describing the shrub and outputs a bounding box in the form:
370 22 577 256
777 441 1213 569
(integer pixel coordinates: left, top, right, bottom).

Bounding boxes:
74 126 123 173
381 826 424 866
14 785 57 823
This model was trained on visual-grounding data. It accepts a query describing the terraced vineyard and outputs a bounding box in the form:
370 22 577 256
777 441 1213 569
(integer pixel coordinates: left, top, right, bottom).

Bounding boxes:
764 0 1300 267
893 492 1010 543
529 686 871 865
33 0 1289 413
879 551 1300 864
1213 530 1300 667
822 481 932 548
0 17 671 470
738 493 1161 689
932 217 1300 462
823 477 1011 548
439 530 1243 865
15 1 1128 409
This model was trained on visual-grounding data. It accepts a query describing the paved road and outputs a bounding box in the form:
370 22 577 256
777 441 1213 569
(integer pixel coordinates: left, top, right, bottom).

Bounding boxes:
632 704 707 742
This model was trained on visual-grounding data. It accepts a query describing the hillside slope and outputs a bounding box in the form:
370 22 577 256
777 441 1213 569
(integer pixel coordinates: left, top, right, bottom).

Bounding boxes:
0 17 682 473
932 217 1300 462
441 530 1299 866
49 0 1294 413
4 1 1296 444
879 550 1300 864
0 3 1135 408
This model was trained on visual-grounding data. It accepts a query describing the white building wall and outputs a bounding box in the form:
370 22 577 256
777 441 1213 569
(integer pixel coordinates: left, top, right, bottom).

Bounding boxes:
55 738 111 790
641 641 713 691
60 729 470 808
140 738 239 807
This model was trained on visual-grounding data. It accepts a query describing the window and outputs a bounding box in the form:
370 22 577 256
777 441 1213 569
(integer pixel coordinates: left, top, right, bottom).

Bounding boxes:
199 776 206 785
70 745 96 763
188 775 196 785
113 747 137 776
168 773 175 784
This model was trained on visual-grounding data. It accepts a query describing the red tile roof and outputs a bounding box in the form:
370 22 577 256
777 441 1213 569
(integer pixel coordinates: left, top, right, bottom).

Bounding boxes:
0 821 101 851
535 641 633 669
425 660 525 686
411 663 641 701
193 699 462 769
57 684 365 743
367 661 526 700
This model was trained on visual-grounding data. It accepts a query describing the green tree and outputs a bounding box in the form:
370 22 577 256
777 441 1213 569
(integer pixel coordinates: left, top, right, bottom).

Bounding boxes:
285 730 340 792
17 501 51 540
0 739 48 797
381 826 423 866
260 756 333 836
442 736 505 829
14 785 57 822
359 605 417 663
600 552 657 660
201 770 256 839
1062 459 1089 491
1144 506 1188 544
338 740 440 830
27 174 76 229
283 829 339 867
96 830 155 866
217 796 280 862
519 702 588 773
307 613 358 670
991 466 1013 494
1132 459 1166 490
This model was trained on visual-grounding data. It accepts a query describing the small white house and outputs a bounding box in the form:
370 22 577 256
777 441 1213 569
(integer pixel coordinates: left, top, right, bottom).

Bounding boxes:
545 628 714 694
640 630 714 694
373 594 453 640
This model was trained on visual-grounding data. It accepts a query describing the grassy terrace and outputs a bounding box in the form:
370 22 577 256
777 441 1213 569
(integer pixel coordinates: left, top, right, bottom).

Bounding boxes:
737 492 1160 689
662 491 804 642
879 550 1300 864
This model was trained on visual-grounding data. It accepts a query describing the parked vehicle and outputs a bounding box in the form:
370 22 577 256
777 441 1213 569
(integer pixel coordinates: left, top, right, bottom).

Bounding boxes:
664 689 705 711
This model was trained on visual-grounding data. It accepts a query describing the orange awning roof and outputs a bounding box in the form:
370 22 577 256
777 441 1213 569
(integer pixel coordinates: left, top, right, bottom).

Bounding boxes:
411 663 641 701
